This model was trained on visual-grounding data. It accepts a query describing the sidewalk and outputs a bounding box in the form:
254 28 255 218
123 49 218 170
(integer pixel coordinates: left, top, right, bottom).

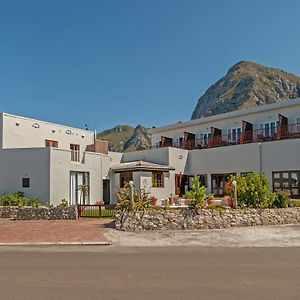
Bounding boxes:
0 219 113 245
105 224 300 247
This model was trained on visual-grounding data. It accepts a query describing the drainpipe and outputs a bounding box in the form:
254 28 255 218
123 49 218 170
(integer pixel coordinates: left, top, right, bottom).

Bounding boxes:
259 142 262 173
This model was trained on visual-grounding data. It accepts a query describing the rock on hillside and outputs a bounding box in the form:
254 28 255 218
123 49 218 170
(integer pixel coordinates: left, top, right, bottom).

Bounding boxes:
97 124 151 152
191 61 300 119
97 125 135 152
123 125 151 152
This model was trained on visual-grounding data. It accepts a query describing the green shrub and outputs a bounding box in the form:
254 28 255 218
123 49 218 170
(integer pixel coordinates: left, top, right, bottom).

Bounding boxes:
116 183 151 212
59 198 69 208
272 190 291 208
229 173 273 208
205 204 225 211
288 199 300 207
0 192 42 207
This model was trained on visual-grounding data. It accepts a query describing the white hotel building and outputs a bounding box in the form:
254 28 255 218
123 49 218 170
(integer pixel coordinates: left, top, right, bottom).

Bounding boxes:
1 97 300 205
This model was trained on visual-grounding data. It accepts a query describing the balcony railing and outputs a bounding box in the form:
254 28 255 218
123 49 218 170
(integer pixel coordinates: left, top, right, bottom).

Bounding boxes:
154 123 300 150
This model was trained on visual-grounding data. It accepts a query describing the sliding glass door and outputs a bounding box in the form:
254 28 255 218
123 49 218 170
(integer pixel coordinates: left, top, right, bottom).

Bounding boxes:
70 172 90 205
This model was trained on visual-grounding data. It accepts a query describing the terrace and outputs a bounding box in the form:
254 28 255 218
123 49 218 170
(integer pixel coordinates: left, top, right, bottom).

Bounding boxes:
154 117 300 150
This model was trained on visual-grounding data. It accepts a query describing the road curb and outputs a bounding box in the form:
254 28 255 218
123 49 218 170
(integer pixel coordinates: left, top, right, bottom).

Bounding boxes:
0 241 112 246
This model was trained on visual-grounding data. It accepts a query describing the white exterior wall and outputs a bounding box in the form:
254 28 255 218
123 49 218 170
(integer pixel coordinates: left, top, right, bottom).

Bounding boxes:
102 151 123 204
261 139 300 182
187 138 300 193
1 113 94 162
122 147 170 165
49 148 104 206
110 173 120 204
138 171 174 203
0 148 50 203
189 143 260 175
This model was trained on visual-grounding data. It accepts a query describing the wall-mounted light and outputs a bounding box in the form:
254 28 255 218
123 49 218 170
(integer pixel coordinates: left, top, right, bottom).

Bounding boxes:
15 122 20 126
32 123 40 129
81 134 85 138
52 129 56 133
178 155 183 160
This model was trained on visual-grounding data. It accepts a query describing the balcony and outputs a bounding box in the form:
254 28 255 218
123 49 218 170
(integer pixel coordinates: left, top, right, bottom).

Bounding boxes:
154 123 300 150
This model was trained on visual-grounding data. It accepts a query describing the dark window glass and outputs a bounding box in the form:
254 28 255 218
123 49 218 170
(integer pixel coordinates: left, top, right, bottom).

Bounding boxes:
272 171 300 199
22 178 30 188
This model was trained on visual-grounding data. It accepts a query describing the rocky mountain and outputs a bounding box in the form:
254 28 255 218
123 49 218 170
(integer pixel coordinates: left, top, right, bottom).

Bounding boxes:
123 125 151 152
97 125 135 152
191 61 300 119
97 124 150 152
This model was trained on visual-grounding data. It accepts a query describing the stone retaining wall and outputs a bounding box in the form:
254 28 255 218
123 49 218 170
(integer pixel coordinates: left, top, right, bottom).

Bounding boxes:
0 206 78 220
116 208 300 231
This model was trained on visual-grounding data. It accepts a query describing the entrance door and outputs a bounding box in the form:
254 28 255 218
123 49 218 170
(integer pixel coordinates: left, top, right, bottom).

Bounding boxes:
103 179 110 204
175 174 189 196
70 172 90 205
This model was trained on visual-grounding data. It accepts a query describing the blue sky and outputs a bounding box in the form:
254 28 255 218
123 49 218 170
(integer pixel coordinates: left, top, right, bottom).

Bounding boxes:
1 0 300 132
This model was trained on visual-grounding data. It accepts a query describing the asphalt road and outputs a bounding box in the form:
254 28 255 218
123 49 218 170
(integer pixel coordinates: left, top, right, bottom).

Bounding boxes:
0 246 299 300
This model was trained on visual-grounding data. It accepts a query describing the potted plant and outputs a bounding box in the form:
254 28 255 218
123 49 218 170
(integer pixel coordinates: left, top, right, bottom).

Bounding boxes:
150 196 158 206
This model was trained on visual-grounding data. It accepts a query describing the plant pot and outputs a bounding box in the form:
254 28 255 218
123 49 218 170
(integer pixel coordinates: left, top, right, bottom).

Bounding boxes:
151 197 158 206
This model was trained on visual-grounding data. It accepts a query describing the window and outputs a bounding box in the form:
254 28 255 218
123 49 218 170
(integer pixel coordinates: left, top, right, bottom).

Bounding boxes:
272 171 300 199
259 121 278 137
199 133 211 147
70 144 80 162
197 174 208 187
22 178 30 188
228 127 241 143
152 172 164 188
211 173 235 196
45 140 58 148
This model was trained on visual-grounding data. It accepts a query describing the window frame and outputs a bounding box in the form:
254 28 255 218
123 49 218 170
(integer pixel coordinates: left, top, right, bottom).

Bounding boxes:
70 144 80 162
152 171 164 188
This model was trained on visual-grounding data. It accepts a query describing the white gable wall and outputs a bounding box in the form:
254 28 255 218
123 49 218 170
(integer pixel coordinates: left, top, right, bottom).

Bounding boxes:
1 114 94 162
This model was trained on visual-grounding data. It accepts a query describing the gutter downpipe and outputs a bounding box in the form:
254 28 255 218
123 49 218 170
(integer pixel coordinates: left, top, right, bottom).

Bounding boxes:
259 142 262 173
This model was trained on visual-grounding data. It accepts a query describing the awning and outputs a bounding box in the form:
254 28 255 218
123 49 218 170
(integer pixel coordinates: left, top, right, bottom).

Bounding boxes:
110 160 175 173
